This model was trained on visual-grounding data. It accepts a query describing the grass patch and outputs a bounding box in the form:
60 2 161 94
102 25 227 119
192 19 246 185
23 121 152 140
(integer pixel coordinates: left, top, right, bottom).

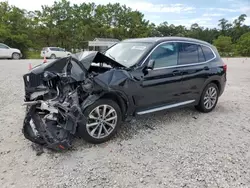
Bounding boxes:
25 51 41 59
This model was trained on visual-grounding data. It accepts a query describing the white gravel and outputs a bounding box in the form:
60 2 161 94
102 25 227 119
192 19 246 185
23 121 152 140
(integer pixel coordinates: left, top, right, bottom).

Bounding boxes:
0 58 250 188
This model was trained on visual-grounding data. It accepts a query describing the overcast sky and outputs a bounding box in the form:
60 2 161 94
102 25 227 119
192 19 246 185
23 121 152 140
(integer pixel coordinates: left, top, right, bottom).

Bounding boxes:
2 0 250 28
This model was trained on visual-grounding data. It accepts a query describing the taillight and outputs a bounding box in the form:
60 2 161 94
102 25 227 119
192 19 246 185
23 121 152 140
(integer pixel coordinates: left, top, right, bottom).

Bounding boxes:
223 63 227 72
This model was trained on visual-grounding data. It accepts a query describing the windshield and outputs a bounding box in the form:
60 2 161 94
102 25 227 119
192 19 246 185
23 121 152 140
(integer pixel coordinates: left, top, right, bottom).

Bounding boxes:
104 42 153 67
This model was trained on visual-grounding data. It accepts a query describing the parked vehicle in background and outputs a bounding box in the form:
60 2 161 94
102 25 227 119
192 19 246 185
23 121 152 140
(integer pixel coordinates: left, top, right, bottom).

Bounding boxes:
0 43 22 59
41 47 71 59
23 37 227 150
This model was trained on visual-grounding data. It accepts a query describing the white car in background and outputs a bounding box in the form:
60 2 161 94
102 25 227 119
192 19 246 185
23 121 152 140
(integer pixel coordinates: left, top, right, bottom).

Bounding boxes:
41 47 71 59
0 43 22 59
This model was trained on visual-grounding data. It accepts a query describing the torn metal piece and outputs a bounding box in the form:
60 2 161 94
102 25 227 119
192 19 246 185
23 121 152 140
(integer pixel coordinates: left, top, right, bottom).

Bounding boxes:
81 94 101 110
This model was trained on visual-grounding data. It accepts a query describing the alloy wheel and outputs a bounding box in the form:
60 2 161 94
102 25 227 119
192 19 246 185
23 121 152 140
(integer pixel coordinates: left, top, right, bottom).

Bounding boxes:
51 54 56 59
86 105 117 139
13 53 20 59
204 87 217 109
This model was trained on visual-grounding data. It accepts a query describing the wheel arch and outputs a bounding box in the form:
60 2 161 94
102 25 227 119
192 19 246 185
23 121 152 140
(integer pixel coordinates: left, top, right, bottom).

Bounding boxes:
201 77 221 94
12 52 20 59
210 80 221 93
50 54 56 58
100 92 128 120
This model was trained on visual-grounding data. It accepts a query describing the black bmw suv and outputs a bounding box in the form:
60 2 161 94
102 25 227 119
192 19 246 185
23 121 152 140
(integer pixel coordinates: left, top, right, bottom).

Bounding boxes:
23 37 227 150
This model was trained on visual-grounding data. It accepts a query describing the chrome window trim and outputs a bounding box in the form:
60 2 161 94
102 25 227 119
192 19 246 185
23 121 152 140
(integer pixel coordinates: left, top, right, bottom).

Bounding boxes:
141 40 217 70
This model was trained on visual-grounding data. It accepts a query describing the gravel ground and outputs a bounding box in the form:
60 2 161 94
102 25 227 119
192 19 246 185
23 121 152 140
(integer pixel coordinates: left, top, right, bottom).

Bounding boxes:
0 58 250 188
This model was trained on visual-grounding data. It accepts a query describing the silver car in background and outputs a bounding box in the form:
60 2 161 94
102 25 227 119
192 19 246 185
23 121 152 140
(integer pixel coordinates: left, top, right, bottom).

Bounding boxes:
41 47 71 59
0 43 22 59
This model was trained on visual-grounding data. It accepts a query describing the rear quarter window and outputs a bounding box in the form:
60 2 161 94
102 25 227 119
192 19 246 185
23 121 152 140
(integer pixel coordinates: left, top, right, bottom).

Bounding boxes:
201 45 215 61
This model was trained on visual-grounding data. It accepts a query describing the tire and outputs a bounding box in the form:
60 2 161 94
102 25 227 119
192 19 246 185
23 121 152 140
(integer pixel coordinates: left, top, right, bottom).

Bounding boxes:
12 52 20 60
80 99 122 144
50 54 56 59
195 83 219 113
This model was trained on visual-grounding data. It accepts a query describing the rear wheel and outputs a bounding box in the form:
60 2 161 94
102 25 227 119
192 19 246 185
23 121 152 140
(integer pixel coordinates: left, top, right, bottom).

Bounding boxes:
12 53 20 60
50 54 56 59
80 99 122 144
195 83 219 113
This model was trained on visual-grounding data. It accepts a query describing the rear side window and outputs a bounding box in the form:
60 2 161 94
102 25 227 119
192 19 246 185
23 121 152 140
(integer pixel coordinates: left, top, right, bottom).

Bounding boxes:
198 45 205 62
50 47 59 51
201 46 215 61
178 43 199 65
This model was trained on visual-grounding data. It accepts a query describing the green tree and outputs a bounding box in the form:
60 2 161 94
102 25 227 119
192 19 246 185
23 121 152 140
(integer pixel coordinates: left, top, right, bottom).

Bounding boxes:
0 2 32 57
1 0 250 58
236 32 250 56
218 18 232 36
231 14 249 43
213 36 232 56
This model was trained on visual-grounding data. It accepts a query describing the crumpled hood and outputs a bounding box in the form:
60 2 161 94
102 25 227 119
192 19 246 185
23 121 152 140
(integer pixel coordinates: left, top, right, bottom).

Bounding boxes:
29 51 126 79
25 51 127 90
73 51 127 70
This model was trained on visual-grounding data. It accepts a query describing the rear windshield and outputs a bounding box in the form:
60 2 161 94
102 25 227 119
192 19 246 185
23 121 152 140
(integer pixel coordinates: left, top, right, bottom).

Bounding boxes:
42 47 49 51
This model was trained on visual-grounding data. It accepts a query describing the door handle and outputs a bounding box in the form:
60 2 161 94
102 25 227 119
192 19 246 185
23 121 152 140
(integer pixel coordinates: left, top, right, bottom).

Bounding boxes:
172 70 181 75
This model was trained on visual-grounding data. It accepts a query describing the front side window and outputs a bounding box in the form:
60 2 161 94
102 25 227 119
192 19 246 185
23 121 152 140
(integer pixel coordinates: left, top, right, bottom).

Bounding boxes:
104 42 153 67
149 42 178 68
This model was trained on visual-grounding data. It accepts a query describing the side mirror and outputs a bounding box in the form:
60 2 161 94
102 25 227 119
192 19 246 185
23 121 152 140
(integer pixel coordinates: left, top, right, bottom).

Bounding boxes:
147 59 155 70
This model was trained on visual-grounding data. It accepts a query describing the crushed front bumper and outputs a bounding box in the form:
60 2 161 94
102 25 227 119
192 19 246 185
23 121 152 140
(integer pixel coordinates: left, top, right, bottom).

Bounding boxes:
23 105 73 151
22 98 86 151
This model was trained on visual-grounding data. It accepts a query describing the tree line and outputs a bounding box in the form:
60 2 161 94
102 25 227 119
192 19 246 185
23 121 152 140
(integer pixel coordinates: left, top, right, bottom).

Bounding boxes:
0 0 250 58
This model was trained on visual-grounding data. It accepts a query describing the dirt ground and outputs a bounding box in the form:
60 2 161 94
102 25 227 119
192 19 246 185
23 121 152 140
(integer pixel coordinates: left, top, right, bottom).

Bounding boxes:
0 58 250 188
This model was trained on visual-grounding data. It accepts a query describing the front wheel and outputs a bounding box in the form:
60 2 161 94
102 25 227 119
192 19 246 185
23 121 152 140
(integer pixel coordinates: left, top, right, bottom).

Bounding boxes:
195 83 219 113
80 99 122 144
12 53 20 60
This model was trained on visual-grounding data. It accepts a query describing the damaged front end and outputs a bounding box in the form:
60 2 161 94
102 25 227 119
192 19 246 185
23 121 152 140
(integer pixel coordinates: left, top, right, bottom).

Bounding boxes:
22 52 128 151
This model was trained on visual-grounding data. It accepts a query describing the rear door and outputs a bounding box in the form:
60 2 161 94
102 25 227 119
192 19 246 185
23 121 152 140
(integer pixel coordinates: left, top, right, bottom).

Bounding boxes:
177 42 214 101
49 47 58 57
135 42 184 109
58 48 66 57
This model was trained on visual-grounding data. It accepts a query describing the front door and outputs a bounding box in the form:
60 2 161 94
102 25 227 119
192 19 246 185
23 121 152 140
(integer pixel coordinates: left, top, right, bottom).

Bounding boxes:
134 42 184 110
